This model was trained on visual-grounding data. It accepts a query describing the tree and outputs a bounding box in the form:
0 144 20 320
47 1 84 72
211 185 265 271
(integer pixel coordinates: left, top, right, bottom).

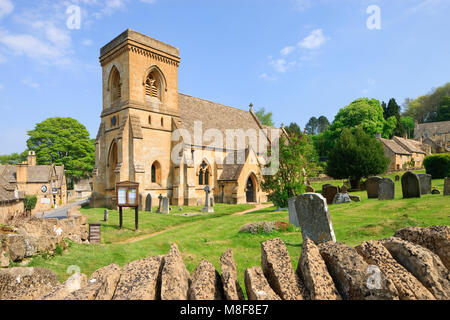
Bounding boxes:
399 116 415 138
260 134 316 208
404 82 450 122
254 107 274 127
26 118 95 182
24 195 37 217
326 98 396 147
326 127 390 189
305 117 318 135
285 122 302 137
317 116 330 134
0 150 28 165
436 96 450 121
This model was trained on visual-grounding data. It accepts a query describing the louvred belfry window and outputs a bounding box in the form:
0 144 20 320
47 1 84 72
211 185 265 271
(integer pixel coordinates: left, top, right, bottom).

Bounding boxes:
145 72 160 100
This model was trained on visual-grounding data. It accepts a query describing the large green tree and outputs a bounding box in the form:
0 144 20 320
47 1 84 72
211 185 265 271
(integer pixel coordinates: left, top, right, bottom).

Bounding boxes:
326 98 396 147
326 127 390 189
404 82 450 122
317 116 330 134
26 117 95 182
285 122 302 137
305 117 318 135
260 134 316 208
255 107 274 127
436 96 450 121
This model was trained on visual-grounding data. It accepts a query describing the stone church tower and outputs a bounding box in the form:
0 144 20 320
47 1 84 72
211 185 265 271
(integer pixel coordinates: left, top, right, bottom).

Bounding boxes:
92 29 277 209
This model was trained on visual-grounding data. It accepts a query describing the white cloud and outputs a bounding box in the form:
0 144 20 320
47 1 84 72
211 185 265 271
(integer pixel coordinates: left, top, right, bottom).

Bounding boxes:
22 78 40 89
259 73 277 82
269 56 297 73
280 46 295 56
0 0 13 19
298 29 327 49
293 0 311 12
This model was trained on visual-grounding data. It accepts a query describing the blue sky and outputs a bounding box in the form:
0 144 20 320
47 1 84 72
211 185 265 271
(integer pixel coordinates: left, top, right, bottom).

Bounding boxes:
0 0 449 154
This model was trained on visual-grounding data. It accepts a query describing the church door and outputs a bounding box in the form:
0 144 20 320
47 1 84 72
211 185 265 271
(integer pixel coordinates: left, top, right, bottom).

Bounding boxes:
246 177 255 203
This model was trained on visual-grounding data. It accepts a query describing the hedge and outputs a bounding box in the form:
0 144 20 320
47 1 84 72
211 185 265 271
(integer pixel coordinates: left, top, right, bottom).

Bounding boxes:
423 153 450 179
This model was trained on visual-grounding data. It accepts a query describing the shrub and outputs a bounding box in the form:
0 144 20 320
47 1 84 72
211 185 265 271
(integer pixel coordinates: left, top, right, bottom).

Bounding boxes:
424 153 450 179
24 195 37 212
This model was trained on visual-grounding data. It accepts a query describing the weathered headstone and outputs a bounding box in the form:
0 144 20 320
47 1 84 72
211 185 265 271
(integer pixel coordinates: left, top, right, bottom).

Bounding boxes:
290 193 336 244
378 178 395 200
322 185 339 205
417 174 432 195
366 176 382 199
432 187 440 195
288 197 299 227
395 175 400 182
202 186 214 213
103 210 109 221
445 178 450 196
161 197 170 214
349 195 361 202
401 171 421 198
332 193 351 204
145 194 152 212
210 196 215 208
156 194 163 213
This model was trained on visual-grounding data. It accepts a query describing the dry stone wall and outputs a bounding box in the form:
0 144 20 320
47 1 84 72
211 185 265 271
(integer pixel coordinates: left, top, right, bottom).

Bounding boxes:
0 225 449 300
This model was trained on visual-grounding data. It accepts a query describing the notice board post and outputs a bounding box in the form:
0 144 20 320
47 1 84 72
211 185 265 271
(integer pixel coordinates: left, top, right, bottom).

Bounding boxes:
116 181 140 231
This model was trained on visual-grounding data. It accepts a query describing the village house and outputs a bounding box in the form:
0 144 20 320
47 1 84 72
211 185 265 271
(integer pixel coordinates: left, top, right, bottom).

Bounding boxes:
0 151 67 213
0 173 24 224
91 29 284 209
414 120 450 153
378 134 430 171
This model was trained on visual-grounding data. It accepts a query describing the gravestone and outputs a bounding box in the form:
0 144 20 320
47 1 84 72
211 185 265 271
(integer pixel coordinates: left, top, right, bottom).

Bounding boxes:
444 178 450 196
290 193 336 244
202 186 214 213
401 171 421 198
210 196 215 208
156 194 163 213
103 209 109 221
431 187 440 195
349 195 361 202
332 192 351 204
288 197 299 227
378 178 395 200
417 174 432 195
161 197 170 214
395 175 400 182
145 194 152 212
306 185 315 193
366 176 382 199
322 185 339 204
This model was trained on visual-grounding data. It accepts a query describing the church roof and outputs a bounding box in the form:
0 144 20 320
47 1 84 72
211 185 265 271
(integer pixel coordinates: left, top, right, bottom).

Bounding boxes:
178 93 273 150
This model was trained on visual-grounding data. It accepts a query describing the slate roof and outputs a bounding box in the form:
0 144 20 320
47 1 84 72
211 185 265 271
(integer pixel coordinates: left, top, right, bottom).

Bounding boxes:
414 120 450 138
380 138 411 155
393 136 427 154
178 93 273 151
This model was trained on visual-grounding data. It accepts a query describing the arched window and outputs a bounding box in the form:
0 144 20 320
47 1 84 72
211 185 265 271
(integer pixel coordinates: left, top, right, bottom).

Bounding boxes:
110 67 121 103
151 161 161 184
198 161 211 186
145 71 161 100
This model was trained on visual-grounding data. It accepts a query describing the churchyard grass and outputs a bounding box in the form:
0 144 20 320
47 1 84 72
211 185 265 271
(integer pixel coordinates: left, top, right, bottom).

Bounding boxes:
25 171 449 291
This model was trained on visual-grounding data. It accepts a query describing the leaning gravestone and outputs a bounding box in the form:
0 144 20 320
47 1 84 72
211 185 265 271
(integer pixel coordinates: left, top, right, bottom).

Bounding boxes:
145 194 152 212
444 178 450 196
366 176 382 199
401 171 421 198
378 178 395 200
290 193 336 244
161 197 170 214
417 174 432 195
322 185 339 205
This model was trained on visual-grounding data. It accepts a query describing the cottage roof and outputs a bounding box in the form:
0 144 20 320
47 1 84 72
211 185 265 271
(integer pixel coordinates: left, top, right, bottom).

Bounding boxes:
380 138 411 155
0 175 21 202
393 136 427 154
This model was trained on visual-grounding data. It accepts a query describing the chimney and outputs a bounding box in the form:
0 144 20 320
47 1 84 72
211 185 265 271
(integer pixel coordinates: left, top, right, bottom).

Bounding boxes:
16 163 28 184
376 133 381 140
27 151 36 166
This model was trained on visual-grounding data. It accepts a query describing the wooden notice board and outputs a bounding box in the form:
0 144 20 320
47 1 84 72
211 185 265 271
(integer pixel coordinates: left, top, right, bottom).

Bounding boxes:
116 181 140 231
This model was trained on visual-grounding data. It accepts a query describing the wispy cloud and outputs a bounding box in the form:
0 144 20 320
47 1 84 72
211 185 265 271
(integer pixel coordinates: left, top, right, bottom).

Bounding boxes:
298 29 327 50
259 73 277 82
292 0 312 12
22 78 40 89
0 0 13 19
280 46 295 56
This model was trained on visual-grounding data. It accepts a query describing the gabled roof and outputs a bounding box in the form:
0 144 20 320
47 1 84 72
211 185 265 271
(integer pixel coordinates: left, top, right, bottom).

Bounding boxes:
380 138 411 156
393 136 427 154
178 93 273 151
0 175 21 202
0 164 65 184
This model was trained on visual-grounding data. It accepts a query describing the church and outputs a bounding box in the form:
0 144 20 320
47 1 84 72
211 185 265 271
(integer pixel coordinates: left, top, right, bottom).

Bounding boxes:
91 29 283 209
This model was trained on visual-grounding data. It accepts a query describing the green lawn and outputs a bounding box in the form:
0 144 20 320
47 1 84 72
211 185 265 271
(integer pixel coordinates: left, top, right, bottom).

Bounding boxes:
26 172 449 292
